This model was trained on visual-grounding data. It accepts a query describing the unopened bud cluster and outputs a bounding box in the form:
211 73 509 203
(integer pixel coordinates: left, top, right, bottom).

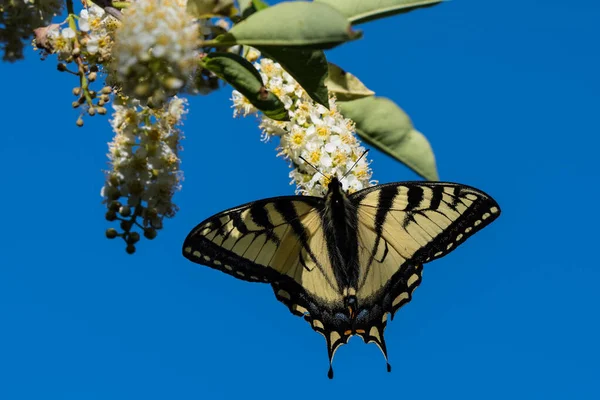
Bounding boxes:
104 200 157 254
71 79 113 126
101 96 187 252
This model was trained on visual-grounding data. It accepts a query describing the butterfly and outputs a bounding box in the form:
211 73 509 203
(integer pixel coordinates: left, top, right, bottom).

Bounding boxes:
182 173 500 378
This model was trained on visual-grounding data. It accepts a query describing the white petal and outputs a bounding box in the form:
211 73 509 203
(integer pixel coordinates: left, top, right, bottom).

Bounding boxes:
152 44 166 57
62 28 75 38
324 142 336 153
79 19 90 31
321 153 332 168
86 39 99 54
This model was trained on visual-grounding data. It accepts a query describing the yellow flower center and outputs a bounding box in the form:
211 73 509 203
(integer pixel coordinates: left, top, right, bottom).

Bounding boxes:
90 18 102 30
341 134 356 144
106 19 120 31
316 126 329 137
355 168 367 178
310 150 321 164
164 153 178 167
156 34 170 47
54 36 67 50
291 132 304 146
333 152 346 166
298 103 310 113
271 87 282 97
264 64 274 74
124 110 138 125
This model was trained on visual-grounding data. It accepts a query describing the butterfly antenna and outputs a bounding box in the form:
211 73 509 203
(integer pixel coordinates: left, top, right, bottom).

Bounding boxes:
299 156 326 178
342 149 370 179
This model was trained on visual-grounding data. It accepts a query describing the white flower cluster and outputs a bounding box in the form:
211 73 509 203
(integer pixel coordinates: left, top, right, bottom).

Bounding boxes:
113 0 199 104
44 24 76 60
37 4 117 62
102 96 187 229
232 58 374 196
77 4 118 60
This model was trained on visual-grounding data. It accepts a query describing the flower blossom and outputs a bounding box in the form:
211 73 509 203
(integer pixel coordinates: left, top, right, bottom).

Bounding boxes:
113 0 199 105
232 58 375 196
101 95 187 246
40 24 76 60
78 4 118 60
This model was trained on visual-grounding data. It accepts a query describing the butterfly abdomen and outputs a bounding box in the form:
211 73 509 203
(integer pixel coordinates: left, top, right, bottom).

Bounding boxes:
324 178 360 288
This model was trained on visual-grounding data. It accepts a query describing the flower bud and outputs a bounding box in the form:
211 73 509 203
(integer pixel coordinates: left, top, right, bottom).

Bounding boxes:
109 201 122 211
128 232 140 244
105 228 118 239
144 228 158 240
119 205 131 217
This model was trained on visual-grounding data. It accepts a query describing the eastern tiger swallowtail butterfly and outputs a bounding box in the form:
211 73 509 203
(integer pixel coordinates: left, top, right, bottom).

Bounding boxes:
183 175 500 378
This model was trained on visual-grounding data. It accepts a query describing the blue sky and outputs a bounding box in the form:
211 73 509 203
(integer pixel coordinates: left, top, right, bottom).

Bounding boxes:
1 0 599 398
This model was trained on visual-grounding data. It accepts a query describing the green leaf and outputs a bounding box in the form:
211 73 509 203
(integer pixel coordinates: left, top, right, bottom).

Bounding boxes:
187 0 236 18
216 1 362 49
203 52 288 121
258 47 330 108
315 0 444 25
325 63 375 101
339 97 438 180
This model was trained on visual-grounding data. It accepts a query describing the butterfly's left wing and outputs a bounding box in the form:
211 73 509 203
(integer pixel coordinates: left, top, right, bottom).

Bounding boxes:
182 195 347 331
348 182 501 364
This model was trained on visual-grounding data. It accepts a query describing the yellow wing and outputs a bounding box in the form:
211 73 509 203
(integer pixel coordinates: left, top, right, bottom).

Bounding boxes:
348 182 501 358
182 196 344 316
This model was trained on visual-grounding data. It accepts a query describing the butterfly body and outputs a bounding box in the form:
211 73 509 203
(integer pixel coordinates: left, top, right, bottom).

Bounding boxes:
183 178 500 378
322 178 360 299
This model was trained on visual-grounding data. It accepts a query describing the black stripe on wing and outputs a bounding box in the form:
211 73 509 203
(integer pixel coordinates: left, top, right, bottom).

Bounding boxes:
182 195 324 283
351 181 501 264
